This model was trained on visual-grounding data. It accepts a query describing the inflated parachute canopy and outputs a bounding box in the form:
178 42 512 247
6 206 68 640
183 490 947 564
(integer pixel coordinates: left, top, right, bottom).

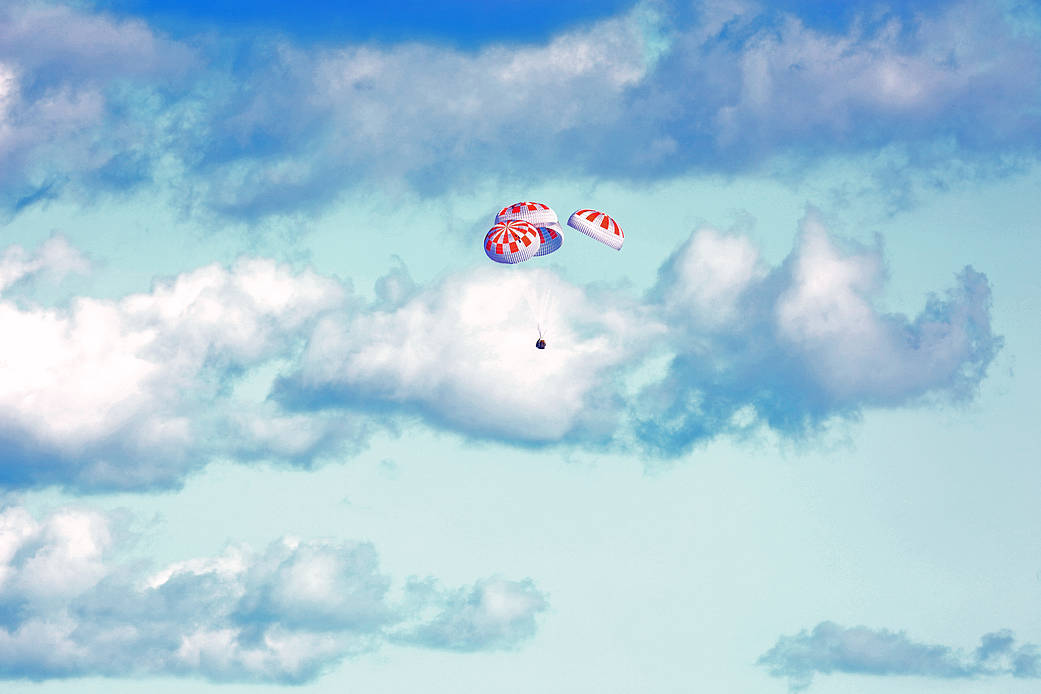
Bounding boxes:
496 202 563 258
534 222 563 256
567 209 623 250
495 201 560 229
484 219 541 264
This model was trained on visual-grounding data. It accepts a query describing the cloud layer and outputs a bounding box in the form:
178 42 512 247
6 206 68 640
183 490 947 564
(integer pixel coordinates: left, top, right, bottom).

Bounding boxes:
0 252 359 490
2 0 1040 217
0 212 1001 490
0 505 548 682
759 621 1041 691
637 214 1000 453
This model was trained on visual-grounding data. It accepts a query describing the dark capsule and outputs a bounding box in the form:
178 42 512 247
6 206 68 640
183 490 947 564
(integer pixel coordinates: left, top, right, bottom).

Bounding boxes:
536 338 547 350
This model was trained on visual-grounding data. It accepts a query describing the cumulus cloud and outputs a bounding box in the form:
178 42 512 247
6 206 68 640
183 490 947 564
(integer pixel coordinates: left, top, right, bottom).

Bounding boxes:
0 212 1001 489
0 505 548 683
636 211 1000 453
274 210 998 456
759 621 1041 691
0 249 355 490
2 1 1039 217
275 267 661 445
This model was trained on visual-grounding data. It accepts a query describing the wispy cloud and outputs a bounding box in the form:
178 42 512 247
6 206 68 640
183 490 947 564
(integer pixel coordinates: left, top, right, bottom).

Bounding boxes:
393 577 549 652
0 1 194 210
2 1 1040 217
759 621 1041 691
0 234 88 293
0 211 1001 490
0 505 548 683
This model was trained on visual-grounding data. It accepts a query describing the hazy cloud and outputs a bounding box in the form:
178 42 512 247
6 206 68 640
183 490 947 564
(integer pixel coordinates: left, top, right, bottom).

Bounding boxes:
759 621 1041 691
2 1 1040 217
0 505 549 683
0 1 194 210
636 211 1000 454
394 577 549 652
0 234 89 293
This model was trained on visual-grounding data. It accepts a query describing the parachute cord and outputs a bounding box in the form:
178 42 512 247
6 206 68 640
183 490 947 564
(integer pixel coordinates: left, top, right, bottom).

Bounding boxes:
540 286 554 339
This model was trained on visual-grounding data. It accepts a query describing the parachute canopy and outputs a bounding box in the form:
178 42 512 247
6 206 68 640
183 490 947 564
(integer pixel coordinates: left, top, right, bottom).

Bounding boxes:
496 202 559 229
567 209 623 250
493 202 563 259
534 222 563 257
484 219 541 264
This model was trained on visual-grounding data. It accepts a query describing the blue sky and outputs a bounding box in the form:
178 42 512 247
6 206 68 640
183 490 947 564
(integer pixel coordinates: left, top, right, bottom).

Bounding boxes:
0 0 1039 691
93 0 640 45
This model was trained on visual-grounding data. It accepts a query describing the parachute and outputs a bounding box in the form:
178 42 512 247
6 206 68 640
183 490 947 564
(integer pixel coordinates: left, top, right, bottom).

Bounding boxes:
533 222 563 256
496 202 562 258
484 201 626 348
496 201 558 228
484 219 541 264
566 209 624 250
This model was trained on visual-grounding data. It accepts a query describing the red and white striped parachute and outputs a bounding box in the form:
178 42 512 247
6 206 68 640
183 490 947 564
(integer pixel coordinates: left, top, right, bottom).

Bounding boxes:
567 209 623 250
533 222 563 257
495 201 563 258
496 202 558 227
484 201 626 348
484 219 541 264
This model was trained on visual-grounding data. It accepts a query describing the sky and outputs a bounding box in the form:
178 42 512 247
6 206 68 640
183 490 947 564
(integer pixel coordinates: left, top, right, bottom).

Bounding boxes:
0 0 1039 691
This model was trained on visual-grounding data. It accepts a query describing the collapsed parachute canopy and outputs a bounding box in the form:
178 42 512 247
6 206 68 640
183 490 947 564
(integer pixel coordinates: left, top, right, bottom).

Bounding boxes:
567 209 623 250
484 219 541 264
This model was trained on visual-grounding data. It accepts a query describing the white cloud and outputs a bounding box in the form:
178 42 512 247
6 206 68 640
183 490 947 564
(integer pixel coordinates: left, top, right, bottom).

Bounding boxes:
394 577 549 652
0 1 1038 216
760 622 1041 691
775 213 994 403
0 218 1002 487
0 506 111 603
283 266 660 443
0 234 89 292
0 249 348 489
659 226 767 329
636 209 1000 451
195 6 657 214
706 3 1036 147
0 2 193 204
0 505 549 683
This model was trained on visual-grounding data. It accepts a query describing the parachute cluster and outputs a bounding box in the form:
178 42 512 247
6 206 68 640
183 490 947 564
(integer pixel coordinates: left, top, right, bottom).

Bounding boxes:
483 202 624 264
483 201 626 349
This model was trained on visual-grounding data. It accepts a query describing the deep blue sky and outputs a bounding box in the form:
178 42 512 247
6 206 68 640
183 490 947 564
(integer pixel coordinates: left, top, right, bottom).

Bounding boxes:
95 0 641 44
93 0 955 45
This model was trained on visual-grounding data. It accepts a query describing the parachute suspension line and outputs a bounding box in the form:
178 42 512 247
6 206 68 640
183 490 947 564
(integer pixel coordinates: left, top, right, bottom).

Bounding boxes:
537 285 554 339
526 281 553 339
521 275 540 330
